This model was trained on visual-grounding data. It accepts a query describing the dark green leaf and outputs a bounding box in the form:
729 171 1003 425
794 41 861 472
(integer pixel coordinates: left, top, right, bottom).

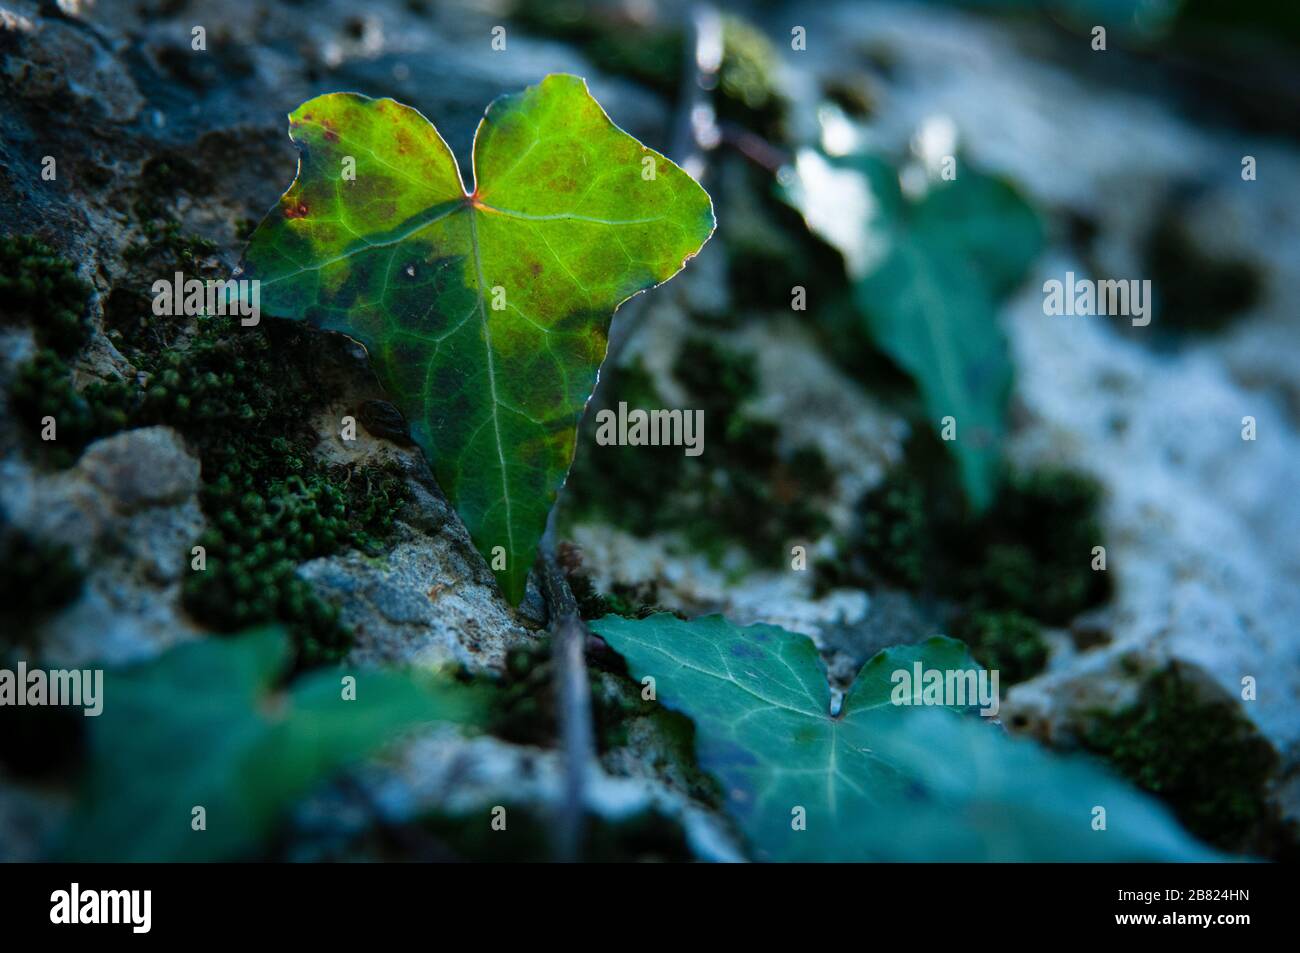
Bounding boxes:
60 627 484 861
591 612 1219 861
784 147 1042 510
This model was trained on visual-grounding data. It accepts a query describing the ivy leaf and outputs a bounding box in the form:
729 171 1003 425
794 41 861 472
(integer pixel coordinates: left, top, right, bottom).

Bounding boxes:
238 75 715 602
591 613 1219 861
59 627 484 861
783 147 1042 510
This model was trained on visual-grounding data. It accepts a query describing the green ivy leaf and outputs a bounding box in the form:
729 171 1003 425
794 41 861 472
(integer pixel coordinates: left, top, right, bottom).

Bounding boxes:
238 75 714 602
59 627 484 861
591 613 1219 861
783 147 1042 510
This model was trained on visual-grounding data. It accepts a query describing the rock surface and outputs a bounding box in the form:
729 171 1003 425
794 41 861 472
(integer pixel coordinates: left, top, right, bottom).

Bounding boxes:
0 425 206 664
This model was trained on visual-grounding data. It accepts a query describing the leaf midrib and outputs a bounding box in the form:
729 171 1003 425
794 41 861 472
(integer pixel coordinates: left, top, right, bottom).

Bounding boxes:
466 206 515 564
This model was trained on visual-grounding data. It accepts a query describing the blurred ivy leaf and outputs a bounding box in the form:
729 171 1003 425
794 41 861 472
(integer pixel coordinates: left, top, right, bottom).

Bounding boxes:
238 74 714 603
60 627 484 861
783 146 1042 510
591 613 1219 861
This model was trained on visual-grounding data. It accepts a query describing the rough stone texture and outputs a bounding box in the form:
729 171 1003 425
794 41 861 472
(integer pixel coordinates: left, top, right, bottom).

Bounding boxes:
0 426 207 665
354 728 745 862
299 480 540 674
2 13 143 123
1000 263 1300 808
79 426 200 511
570 302 900 652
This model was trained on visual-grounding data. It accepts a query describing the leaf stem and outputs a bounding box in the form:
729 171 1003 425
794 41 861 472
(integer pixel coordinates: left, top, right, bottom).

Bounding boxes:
537 543 594 862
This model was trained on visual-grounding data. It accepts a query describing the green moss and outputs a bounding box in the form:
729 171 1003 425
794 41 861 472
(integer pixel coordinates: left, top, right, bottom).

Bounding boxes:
1082 667 1291 856
829 452 1109 633
110 216 404 667
1146 215 1262 333
569 571 670 623
673 334 758 415
554 542 677 623
8 252 408 664
671 337 832 563
564 362 685 535
563 339 833 568
822 73 878 119
586 28 683 98
125 219 218 273
953 467 1110 624
509 3 785 138
146 317 407 667
129 154 215 229
0 235 94 357
509 0 682 97
851 471 929 590
9 349 134 468
954 610 1048 685
489 636 650 754
716 15 787 141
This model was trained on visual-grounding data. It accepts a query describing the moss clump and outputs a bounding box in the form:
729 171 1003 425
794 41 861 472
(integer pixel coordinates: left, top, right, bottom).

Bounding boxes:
1146 215 1261 333
125 218 218 274
9 349 134 468
563 363 680 534
850 471 929 590
569 571 669 623
830 453 1110 636
716 15 787 140
183 471 371 668
490 636 650 754
15 269 405 664
555 542 675 623
129 154 215 230
143 317 406 667
509 0 682 97
952 468 1110 625
509 3 786 138
0 235 94 357
822 74 878 119
7 211 406 665
717 156 853 317
0 522 85 633
954 610 1048 685
563 339 833 568
670 337 833 564
1082 667 1290 855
